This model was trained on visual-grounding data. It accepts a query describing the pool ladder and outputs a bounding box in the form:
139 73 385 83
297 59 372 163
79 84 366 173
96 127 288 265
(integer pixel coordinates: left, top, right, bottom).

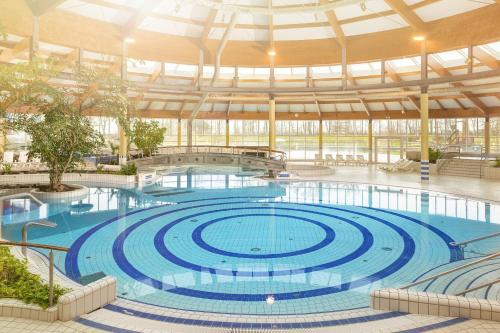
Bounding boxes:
400 231 500 297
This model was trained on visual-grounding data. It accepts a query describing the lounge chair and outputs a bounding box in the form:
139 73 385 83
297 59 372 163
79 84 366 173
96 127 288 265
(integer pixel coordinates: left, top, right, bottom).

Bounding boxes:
379 159 414 172
325 154 335 166
13 150 30 172
336 155 346 165
346 155 356 165
2 151 14 164
314 154 324 166
356 155 368 165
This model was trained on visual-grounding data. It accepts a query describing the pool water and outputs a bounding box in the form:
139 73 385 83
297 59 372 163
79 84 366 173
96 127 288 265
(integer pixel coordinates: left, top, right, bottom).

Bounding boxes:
2 166 500 315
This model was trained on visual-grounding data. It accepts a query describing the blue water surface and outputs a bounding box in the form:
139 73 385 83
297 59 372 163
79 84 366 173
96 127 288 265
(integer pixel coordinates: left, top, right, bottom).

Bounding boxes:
2 166 500 315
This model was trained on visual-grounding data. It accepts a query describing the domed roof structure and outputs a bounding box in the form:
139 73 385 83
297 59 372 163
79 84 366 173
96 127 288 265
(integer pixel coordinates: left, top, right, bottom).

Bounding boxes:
1 0 499 120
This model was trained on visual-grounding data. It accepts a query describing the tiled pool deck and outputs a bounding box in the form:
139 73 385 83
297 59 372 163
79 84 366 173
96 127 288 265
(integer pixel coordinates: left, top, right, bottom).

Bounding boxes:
2 165 500 332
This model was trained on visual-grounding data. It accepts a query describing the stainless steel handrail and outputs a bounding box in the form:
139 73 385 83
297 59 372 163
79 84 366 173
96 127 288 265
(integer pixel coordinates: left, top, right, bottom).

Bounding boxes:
400 252 500 289
0 192 45 207
0 240 69 307
450 231 500 248
455 278 500 296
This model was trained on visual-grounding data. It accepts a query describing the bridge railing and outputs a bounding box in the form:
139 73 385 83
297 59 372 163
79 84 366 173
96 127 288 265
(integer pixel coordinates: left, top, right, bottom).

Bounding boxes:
153 145 287 162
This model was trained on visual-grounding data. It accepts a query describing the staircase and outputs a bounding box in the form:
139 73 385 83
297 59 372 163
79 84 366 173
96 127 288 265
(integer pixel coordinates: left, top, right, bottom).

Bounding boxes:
438 158 486 178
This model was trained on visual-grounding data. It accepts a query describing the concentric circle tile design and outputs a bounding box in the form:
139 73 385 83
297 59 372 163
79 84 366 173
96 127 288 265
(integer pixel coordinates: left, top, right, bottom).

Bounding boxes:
64 195 460 315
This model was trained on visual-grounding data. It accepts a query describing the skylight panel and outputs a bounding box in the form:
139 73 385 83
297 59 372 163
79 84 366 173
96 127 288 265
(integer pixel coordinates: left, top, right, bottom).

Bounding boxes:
415 0 489 22
58 0 130 25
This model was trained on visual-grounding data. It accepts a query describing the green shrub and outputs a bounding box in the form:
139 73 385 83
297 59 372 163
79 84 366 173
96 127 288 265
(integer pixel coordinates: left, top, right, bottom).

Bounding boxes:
120 163 137 176
429 148 443 164
2 163 12 174
0 246 69 309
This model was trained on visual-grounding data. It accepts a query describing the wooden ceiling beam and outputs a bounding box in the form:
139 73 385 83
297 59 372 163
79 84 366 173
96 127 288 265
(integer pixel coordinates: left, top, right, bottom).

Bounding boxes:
121 0 159 38
427 55 489 115
24 0 65 16
320 0 346 48
473 46 500 70
384 0 427 33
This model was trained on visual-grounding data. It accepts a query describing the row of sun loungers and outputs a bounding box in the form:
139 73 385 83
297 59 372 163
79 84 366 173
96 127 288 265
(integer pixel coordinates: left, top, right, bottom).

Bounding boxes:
1 151 48 172
1 151 99 173
314 154 368 166
378 159 415 172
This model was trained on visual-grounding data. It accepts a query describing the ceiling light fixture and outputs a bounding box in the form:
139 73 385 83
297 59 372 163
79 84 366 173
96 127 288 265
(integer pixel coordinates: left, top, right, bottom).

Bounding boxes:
124 37 136 44
268 49 277 57
360 0 367 11
413 35 426 41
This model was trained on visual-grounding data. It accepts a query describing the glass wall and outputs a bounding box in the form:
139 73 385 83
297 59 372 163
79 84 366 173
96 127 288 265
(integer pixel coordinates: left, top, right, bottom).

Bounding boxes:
276 121 319 160
192 119 226 146
323 120 368 160
4 115 499 160
230 120 268 147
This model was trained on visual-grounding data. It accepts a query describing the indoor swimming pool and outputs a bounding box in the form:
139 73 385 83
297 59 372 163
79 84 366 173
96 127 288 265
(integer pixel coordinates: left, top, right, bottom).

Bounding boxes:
2 167 500 316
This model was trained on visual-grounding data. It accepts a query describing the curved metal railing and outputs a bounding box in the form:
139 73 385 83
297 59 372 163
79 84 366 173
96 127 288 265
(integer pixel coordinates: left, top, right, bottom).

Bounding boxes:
152 145 287 161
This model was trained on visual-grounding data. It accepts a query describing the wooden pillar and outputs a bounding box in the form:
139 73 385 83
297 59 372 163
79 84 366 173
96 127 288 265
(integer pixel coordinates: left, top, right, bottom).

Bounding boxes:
319 119 323 158
419 38 429 183
225 119 230 146
485 117 490 155
269 98 276 155
420 92 430 183
0 119 6 154
177 118 182 147
368 119 373 163
341 46 347 89
118 40 129 165
187 118 193 150
29 16 40 60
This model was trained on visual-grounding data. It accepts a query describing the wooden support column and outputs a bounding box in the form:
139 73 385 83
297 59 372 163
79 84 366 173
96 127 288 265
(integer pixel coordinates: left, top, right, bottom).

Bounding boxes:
177 119 182 146
29 15 40 60
368 118 373 163
187 119 193 149
225 119 230 146
319 119 323 158
419 38 429 183
485 116 490 155
269 98 276 155
118 40 129 165
0 118 6 154
420 91 430 183
341 46 347 89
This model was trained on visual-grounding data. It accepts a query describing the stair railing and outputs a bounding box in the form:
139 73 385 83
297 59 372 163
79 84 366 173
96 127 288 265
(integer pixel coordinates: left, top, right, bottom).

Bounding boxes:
400 252 500 290
449 231 500 258
455 278 500 296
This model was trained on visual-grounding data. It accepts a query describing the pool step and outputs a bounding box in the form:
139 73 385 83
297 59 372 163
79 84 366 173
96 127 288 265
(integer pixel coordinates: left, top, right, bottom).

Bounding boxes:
419 258 500 301
439 159 486 178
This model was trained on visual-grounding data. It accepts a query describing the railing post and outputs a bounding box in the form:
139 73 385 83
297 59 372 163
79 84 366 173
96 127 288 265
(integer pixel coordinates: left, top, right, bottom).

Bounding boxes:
49 249 54 307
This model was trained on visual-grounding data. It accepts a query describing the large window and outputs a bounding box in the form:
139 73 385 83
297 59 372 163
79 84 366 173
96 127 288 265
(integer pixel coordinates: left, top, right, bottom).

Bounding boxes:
230 120 268 147
192 120 226 146
323 120 368 160
277 120 319 160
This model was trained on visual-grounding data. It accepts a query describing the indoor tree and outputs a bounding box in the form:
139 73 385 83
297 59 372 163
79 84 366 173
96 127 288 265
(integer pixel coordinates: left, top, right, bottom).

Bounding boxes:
7 59 132 191
130 119 166 157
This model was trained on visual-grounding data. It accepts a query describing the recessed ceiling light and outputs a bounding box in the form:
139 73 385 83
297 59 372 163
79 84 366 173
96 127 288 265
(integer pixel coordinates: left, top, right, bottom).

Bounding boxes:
413 35 426 41
124 37 136 44
268 49 277 57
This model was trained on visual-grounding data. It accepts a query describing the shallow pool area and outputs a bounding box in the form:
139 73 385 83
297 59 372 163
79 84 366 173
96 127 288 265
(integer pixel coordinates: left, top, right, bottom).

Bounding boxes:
2 166 500 316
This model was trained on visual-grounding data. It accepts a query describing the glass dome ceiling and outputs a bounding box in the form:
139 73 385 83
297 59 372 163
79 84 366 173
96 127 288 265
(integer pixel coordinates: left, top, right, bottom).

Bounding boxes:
56 0 490 42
